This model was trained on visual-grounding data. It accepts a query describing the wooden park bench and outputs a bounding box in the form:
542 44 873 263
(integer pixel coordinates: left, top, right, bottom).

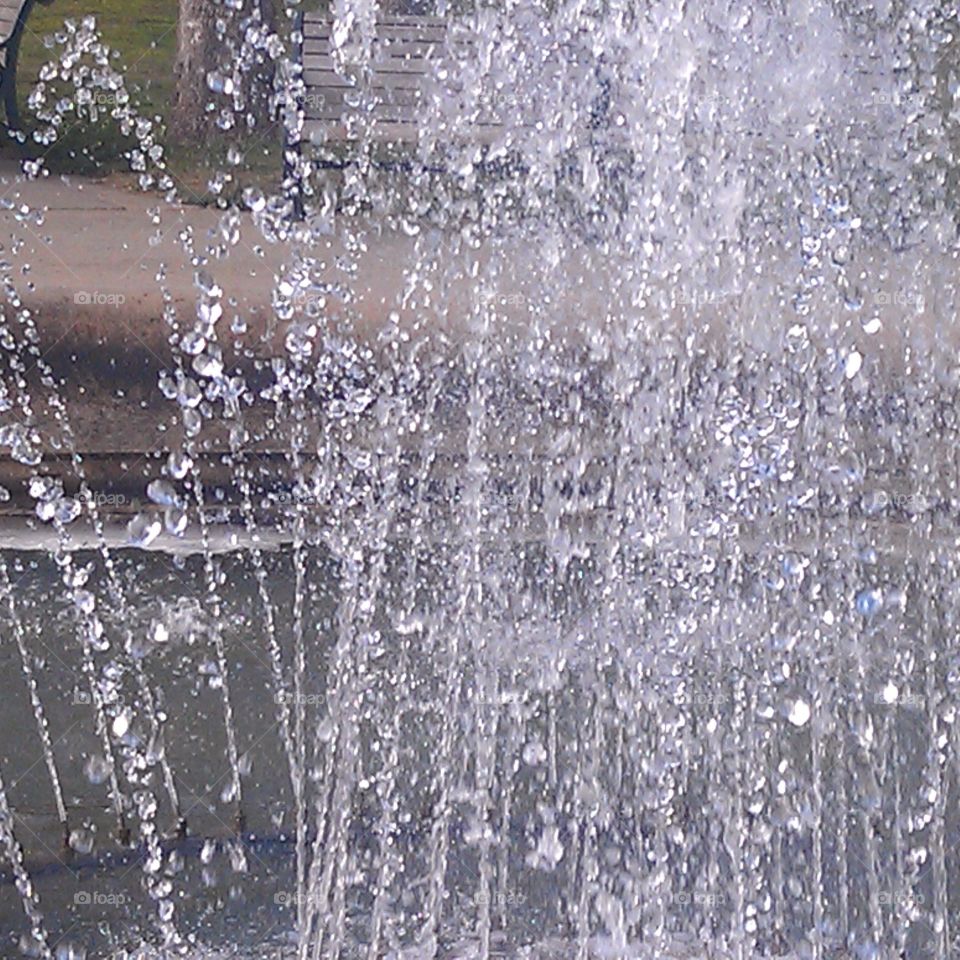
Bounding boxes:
0 0 51 130
290 10 597 146
292 10 528 148
285 10 507 211
297 12 448 145
285 8 602 214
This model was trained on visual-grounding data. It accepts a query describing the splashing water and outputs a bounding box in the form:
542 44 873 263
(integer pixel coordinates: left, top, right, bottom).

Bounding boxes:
0 1 959 959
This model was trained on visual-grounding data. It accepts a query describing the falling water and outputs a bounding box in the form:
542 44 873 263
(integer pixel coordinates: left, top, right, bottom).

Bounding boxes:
0 1 959 958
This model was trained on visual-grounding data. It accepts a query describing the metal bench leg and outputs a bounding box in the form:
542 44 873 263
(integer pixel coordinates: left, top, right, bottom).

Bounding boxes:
3 69 20 133
1 1 35 152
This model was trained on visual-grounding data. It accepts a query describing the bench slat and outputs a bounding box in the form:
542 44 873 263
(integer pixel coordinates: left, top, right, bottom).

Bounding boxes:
303 12 446 26
303 54 433 76
305 23 447 37
304 49 436 67
305 98 505 119
303 83 514 115
303 118 509 145
296 13 561 146
0 7 23 46
304 105 507 129
305 119 418 143
303 70 429 91
304 22 448 42
305 87 424 110
304 38 448 57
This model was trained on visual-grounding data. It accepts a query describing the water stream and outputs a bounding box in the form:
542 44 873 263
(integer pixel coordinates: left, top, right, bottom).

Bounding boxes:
1 1 959 958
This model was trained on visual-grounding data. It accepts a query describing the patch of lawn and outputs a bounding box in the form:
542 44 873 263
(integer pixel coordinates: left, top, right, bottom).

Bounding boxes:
9 0 177 174
4 0 284 200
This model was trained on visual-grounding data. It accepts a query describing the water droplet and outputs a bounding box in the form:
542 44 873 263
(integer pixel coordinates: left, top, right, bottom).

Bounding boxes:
180 330 206 356
83 754 110 785
206 71 234 95
165 507 188 536
128 512 162 547
54 497 82 524
68 827 95 855
242 186 266 213
183 408 202 437
786 699 811 727
19 933 45 958
55 942 87 960
844 350 863 379
522 740 547 765
192 353 223 378
74 590 95 614
112 709 131 739
147 479 179 507
167 449 193 479
782 553 805 581
856 589 883 617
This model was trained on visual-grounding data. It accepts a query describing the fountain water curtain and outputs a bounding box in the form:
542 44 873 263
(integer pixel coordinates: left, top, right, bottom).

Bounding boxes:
0 0 957 957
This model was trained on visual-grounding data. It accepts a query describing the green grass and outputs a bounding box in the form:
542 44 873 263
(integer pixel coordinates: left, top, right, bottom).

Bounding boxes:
4 0 284 198
11 0 176 173
20 0 178 115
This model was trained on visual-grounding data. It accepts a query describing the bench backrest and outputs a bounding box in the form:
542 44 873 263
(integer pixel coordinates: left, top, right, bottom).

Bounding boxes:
298 10 594 150
0 0 28 46
300 12 448 143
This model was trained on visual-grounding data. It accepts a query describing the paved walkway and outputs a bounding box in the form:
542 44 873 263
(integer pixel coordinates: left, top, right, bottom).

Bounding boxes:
0 159 946 391
0 161 621 356
0 162 416 361
0 161 597 454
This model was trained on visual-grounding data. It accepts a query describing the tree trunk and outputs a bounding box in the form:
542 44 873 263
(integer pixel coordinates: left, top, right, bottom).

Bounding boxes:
171 0 278 142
